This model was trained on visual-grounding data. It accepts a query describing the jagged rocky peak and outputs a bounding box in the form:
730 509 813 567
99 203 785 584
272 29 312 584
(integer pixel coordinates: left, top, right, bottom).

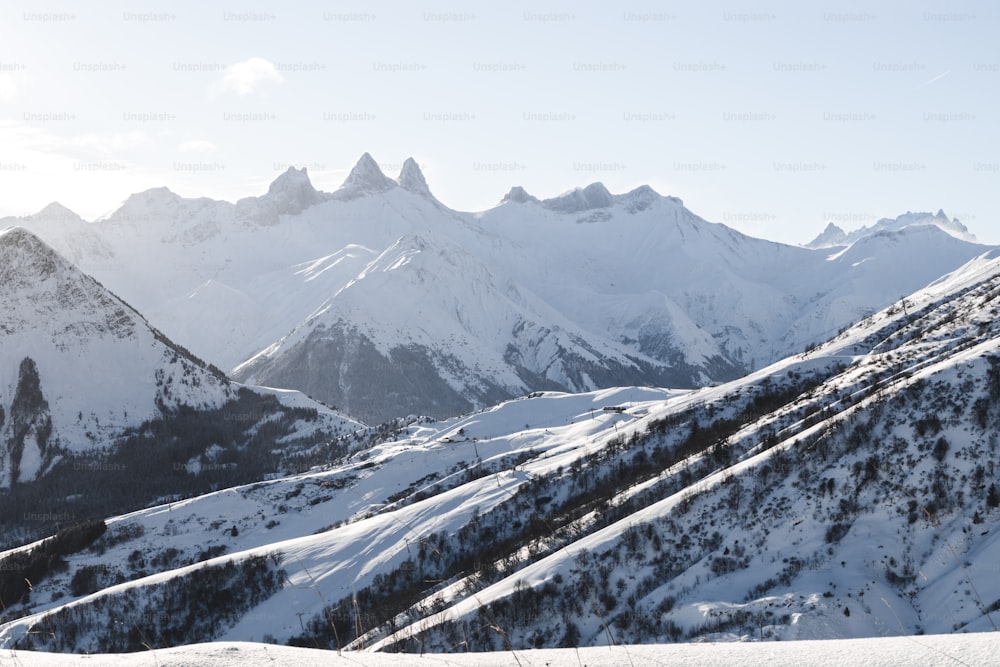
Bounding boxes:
101 186 183 226
918 210 974 240
541 182 613 213
398 157 433 198
3 355 53 486
232 166 324 227
122 186 180 205
620 184 663 212
336 152 397 197
0 226 60 282
264 166 323 212
806 222 848 249
267 166 317 198
0 227 132 328
623 184 659 200
874 210 942 233
806 210 978 249
30 201 84 224
499 182 664 212
501 186 538 205
879 210 977 241
581 182 613 206
1 224 44 248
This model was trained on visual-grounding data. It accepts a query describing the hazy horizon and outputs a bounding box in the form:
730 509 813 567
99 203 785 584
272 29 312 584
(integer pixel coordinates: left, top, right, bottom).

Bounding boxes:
0 0 997 245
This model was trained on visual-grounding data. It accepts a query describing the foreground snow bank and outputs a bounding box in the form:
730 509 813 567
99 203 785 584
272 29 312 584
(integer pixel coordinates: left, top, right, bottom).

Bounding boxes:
3 634 997 666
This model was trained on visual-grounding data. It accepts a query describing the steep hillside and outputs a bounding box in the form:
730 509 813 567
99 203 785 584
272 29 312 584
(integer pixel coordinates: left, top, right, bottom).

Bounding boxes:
0 227 362 544
3 250 1000 652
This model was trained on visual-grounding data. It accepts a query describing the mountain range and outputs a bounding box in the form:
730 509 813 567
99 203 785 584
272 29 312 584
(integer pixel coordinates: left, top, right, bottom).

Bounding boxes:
1 240 999 651
2 155 1000 655
7 154 994 423
805 210 977 249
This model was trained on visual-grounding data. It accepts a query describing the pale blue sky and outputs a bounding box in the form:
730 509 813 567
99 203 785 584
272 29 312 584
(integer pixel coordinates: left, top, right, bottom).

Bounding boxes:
0 0 997 245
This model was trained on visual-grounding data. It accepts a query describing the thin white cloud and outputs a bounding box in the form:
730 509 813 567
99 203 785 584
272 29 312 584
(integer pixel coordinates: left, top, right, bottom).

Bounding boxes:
1 122 148 161
68 129 149 153
177 139 217 153
214 57 283 96
0 122 151 219
915 69 951 88
112 130 149 150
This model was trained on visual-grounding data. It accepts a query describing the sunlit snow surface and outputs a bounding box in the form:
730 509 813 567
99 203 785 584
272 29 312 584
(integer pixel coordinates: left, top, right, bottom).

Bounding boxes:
3 634 998 666
4 221 1000 655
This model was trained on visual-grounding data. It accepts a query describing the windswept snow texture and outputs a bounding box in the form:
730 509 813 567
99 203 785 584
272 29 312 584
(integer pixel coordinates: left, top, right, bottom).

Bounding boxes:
5 250 1000 653
9 155 994 422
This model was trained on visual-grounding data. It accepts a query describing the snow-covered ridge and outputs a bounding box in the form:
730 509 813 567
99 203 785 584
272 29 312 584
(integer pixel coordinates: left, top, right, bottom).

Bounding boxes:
7 154 996 423
5 250 1000 652
0 227 362 494
806 209 976 249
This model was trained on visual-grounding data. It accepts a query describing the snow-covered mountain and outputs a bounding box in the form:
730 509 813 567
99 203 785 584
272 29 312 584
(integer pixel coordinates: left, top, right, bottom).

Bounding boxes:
805 210 977 249
4 248 1000 652
0 227 361 541
0 225 233 485
8 156 995 423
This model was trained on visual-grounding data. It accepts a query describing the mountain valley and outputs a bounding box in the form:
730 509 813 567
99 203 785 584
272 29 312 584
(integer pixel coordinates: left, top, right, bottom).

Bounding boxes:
2 159 999 655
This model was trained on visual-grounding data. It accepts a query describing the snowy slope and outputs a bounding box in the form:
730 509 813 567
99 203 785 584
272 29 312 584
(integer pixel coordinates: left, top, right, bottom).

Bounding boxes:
4 249 1000 654
2 634 999 667
0 225 236 486
473 188 991 376
10 155 996 424
0 226 362 549
372 247 1000 649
